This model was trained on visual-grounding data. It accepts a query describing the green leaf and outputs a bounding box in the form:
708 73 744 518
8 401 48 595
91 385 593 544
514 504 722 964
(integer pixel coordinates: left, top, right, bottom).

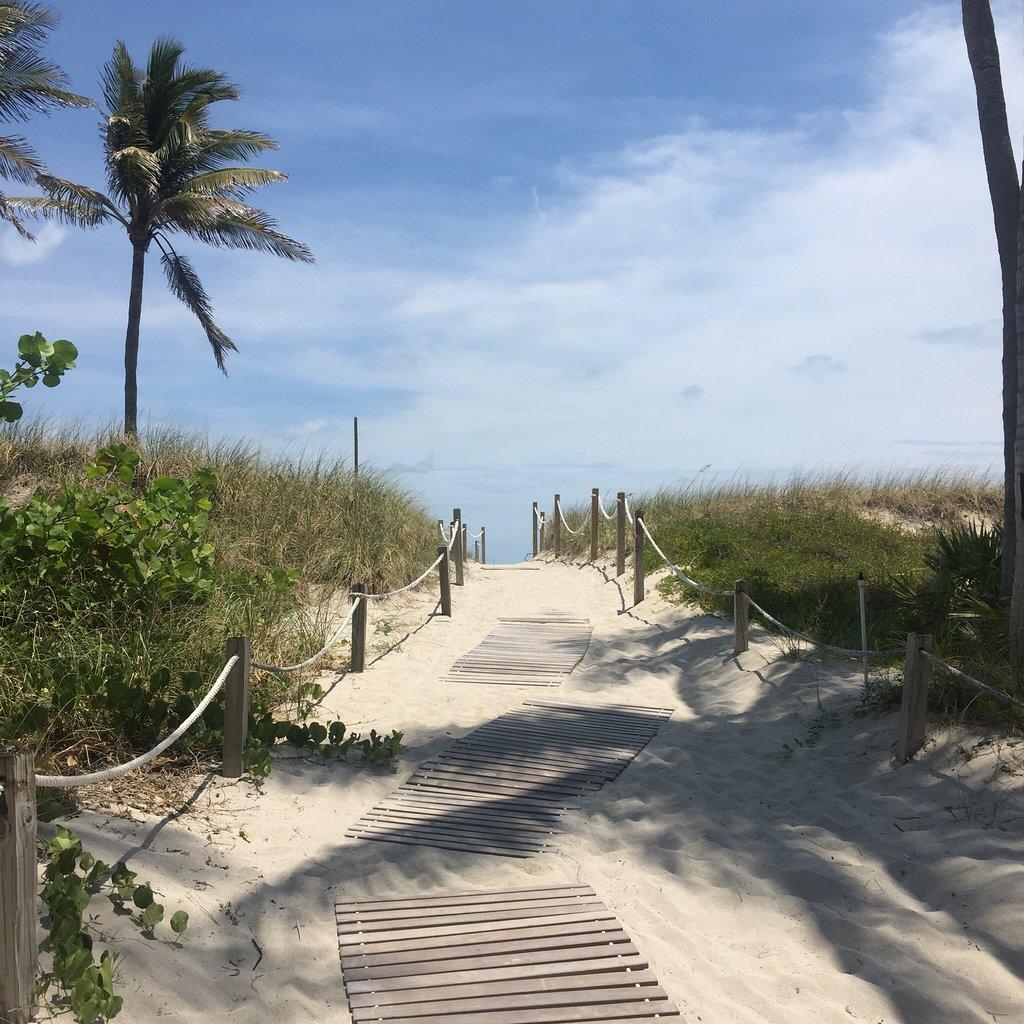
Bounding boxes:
132 883 154 909
170 910 189 935
141 902 164 930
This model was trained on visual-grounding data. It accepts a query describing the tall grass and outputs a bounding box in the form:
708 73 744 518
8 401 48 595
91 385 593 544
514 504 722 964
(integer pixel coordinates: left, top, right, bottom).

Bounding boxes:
551 469 1020 726
0 422 440 778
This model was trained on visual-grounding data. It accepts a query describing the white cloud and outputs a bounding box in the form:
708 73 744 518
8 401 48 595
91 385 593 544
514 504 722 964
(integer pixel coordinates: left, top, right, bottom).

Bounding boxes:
0 223 65 265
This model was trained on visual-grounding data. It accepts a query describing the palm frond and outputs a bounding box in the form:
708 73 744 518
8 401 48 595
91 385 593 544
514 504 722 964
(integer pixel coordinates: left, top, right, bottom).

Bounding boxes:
166 200 314 262
157 239 237 371
0 39 89 119
0 3 58 48
100 40 141 116
0 130 42 182
0 185 33 237
183 166 287 198
10 174 123 227
200 128 278 162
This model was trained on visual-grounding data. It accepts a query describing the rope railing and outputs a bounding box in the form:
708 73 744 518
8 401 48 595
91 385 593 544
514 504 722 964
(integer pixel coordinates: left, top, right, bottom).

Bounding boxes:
253 597 363 673
36 656 239 789
920 650 1024 711
356 552 446 601
637 516 732 599
557 502 584 535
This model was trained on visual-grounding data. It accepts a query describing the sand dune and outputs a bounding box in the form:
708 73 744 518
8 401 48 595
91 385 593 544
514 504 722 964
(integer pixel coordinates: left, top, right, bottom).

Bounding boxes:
62 558 1024 1023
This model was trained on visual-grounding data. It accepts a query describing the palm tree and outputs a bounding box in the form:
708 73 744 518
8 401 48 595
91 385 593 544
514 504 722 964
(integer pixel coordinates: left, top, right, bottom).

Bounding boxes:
0 1 89 236
11 38 313 434
961 0 1020 596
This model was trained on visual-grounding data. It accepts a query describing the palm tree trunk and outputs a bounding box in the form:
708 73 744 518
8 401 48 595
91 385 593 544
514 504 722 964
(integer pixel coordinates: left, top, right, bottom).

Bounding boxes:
1010 182 1024 663
123 241 146 435
962 0 1021 596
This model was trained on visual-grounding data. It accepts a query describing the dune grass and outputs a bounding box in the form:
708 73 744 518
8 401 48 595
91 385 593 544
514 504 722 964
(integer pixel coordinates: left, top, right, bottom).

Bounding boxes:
0 422 440 778
551 470 1020 726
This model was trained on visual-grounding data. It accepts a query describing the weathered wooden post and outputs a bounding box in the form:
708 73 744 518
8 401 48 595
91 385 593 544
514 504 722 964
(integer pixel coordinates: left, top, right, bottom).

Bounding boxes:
462 523 468 562
539 513 546 552
222 637 251 778
590 488 599 561
0 748 37 1024
474 539 480 562
616 491 626 577
350 587 367 672
480 527 487 565
633 508 645 605
452 508 465 586
899 632 933 762
532 502 539 558
553 494 562 558
733 579 749 655
437 546 452 616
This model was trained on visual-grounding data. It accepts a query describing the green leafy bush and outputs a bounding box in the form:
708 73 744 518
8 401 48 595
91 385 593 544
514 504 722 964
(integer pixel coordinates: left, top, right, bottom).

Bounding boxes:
0 331 77 423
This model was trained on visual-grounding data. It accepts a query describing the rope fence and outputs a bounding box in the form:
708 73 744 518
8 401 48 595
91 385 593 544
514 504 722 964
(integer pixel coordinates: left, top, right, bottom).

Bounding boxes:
537 487 1023 766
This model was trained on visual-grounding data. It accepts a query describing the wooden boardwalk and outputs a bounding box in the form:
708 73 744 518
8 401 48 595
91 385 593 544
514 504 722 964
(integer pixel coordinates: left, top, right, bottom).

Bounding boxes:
346 700 673 857
335 883 680 1022
444 615 594 687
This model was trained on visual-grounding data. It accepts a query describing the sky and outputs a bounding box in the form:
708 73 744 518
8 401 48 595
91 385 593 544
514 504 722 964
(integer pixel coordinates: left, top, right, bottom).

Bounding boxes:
2 0 1021 562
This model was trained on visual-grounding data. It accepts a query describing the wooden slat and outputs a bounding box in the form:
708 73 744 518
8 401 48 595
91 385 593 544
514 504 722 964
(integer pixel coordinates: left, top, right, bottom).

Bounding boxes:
336 884 678 1022
348 698 674 857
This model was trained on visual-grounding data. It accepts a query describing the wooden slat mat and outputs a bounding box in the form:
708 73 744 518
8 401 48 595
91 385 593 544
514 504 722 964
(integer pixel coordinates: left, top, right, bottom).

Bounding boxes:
335 883 679 1022
445 616 594 687
346 700 673 858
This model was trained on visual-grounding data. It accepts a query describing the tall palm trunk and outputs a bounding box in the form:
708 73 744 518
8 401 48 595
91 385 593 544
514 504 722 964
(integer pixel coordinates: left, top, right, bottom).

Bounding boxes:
1011 183 1024 663
123 241 146 435
962 0 1021 596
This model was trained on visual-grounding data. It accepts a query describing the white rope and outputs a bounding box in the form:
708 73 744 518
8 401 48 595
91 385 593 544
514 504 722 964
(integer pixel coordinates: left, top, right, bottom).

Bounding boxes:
746 596 901 661
359 552 445 600
637 516 733 598
447 520 460 552
438 520 451 543
468 527 484 540
920 650 1024 710
623 495 634 524
557 502 583 535
598 498 616 520
37 656 239 789
253 597 362 673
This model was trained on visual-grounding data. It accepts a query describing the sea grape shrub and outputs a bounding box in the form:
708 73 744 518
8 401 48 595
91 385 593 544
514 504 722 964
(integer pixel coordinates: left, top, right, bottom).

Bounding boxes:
39 828 189 1023
0 442 216 619
0 331 78 422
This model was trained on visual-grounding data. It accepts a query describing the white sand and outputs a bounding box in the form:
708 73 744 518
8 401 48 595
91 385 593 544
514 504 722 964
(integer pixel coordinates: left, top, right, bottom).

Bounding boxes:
61 558 1024 1023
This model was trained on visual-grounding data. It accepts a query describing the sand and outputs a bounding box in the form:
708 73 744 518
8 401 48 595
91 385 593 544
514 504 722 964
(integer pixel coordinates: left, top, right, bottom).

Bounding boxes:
58 557 1024 1023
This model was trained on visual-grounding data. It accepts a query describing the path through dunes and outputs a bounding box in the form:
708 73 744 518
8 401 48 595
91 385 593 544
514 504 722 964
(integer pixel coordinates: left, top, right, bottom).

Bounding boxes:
65 558 1024 1024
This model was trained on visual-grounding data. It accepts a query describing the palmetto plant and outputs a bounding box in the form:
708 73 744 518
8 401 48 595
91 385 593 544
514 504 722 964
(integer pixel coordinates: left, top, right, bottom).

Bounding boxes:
0 1 89 236
11 38 314 434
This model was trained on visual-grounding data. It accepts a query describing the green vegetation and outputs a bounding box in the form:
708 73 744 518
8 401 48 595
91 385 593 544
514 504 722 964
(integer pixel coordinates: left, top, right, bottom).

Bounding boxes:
0 422 435 782
39 827 189 1022
552 471 1020 723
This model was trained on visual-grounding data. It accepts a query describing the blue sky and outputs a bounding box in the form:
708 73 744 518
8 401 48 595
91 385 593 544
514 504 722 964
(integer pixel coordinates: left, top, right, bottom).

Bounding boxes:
2 1 1019 561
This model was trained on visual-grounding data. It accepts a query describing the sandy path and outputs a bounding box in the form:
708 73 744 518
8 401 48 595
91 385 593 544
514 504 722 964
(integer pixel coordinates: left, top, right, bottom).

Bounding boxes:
65 558 1024 1023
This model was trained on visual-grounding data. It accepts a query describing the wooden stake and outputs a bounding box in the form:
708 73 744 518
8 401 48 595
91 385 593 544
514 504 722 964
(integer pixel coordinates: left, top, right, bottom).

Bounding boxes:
899 632 933 762
350 586 367 672
462 523 468 562
474 539 480 562
733 579 749 654
453 508 465 585
616 491 626 577
590 488 599 561
532 502 539 558
480 526 487 565
222 637 251 778
539 513 546 551
437 546 452 616
633 509 645 605
0 748 37 1024
553 494 561 557
353 416 359 478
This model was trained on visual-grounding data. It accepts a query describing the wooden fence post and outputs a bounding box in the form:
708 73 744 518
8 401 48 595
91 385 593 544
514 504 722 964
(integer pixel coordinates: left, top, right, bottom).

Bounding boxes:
452 508 465 586
480 527 486 565
0 748 37 1024
616 491 626 577
590 488 599 561
539 513 546 552
350 586 367 672
222 637 251 778
733 580 749 655
474 539 480 562
532 502 539 558
462 523 468 562
899 632 933 762
437 546 452 616
553 494 561 558
633 509 645 605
